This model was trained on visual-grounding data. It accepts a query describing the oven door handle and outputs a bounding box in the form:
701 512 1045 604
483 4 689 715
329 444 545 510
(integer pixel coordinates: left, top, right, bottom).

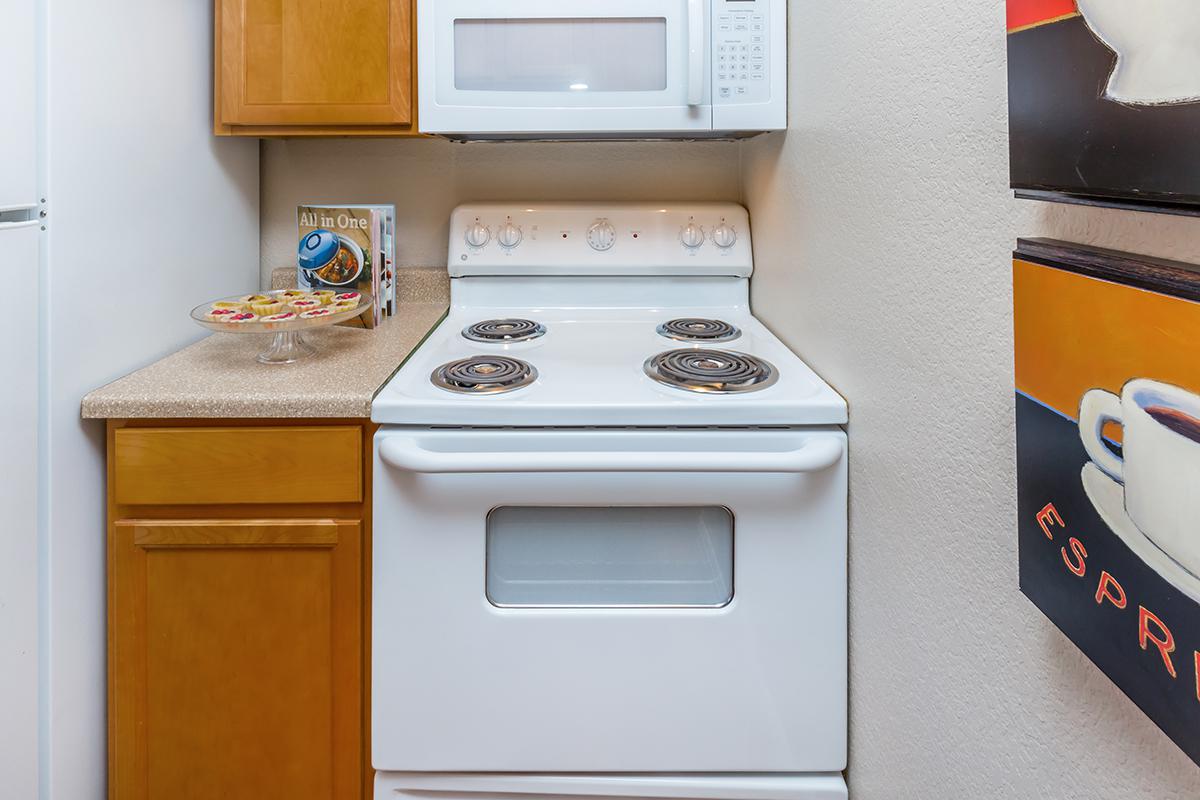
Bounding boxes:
378 436 843 474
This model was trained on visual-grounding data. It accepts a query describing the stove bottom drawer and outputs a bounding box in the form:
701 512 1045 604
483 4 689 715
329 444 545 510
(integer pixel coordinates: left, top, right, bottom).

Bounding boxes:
374 774 848 800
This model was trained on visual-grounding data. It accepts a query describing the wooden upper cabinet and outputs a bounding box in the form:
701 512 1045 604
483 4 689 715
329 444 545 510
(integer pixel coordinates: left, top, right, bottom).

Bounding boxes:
215 0 418 135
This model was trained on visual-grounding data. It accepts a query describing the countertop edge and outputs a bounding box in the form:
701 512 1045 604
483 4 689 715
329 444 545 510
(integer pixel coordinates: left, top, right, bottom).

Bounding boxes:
81 285 448 420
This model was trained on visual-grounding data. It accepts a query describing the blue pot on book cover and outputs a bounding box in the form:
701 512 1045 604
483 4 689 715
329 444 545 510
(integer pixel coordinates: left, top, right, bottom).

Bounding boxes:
299 229 365 287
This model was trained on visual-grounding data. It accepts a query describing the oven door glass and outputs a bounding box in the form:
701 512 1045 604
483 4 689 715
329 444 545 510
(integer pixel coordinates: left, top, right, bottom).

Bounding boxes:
486 506 733 608
454 18 668 93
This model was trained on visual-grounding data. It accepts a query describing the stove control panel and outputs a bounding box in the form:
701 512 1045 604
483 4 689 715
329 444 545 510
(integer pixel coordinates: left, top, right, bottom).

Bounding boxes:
451 203 753 278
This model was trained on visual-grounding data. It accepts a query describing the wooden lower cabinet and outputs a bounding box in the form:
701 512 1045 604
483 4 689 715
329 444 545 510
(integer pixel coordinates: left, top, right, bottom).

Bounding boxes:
108 421 375 800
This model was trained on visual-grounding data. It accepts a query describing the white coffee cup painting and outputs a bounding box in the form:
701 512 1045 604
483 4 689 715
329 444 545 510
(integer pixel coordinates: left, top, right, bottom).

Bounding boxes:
1077 0 1200 105
1080 379 1200 577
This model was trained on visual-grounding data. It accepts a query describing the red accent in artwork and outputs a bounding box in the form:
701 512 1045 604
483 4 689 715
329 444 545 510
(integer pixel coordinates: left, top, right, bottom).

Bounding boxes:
1061 537 1088 577
1094 571 1127 609
1007 0 1077 32
1139 607 1178 679
1036 502 1064 540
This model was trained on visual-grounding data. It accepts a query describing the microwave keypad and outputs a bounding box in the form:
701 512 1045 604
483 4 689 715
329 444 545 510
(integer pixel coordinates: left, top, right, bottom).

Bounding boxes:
715 8 768 103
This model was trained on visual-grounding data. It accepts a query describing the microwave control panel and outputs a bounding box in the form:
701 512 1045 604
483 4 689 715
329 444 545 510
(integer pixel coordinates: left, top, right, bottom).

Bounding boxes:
714 0 771 105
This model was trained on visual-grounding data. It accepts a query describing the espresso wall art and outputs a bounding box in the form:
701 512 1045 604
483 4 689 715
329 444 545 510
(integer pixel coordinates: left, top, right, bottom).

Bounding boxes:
1007 0 1200 212
1015 239 1200 765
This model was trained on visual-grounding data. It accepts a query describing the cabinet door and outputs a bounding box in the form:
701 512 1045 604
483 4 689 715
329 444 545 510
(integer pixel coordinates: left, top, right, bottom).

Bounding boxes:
110 519 362 800
217 0 413 127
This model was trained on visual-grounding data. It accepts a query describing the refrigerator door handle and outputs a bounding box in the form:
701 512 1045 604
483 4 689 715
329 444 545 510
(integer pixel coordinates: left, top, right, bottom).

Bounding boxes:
0 220 40 232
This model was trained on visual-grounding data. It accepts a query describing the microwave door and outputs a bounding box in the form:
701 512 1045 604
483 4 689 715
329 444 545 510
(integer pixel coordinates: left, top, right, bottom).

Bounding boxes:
418 0 713 135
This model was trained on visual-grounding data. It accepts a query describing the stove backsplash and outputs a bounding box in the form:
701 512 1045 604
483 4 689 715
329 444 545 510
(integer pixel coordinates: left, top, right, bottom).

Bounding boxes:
259 137 741 288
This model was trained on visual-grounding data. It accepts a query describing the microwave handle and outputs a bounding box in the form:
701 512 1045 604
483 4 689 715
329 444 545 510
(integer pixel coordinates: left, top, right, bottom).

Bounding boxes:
378 436 843 474
686 0 705 106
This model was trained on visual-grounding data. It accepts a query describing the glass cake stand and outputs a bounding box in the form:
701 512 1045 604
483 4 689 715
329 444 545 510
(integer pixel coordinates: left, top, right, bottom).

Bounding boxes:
190 291 373 364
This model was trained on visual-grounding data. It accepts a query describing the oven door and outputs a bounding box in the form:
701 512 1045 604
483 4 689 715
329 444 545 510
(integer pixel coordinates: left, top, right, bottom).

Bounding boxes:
372 428 847 773
417 0 713 135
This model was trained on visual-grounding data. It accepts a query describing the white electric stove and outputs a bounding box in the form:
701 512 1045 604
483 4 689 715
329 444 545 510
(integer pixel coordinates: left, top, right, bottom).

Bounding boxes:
372 203 848 800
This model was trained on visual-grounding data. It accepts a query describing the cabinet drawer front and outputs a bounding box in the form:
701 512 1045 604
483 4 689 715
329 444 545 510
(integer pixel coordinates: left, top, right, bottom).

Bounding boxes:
114 427 362 505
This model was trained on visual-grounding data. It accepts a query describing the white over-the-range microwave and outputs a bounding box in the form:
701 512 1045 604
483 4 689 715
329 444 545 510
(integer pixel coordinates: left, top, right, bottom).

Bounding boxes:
417 0 786 139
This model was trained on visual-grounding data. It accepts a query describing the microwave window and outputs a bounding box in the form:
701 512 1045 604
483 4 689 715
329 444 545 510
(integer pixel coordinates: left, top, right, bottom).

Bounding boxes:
486 506 734 608
453 18 668 92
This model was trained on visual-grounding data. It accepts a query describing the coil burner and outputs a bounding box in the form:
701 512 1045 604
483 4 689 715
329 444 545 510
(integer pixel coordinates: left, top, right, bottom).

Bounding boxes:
432 356 538 395
463 319 547 343
657 318 741 343
644 349 778 394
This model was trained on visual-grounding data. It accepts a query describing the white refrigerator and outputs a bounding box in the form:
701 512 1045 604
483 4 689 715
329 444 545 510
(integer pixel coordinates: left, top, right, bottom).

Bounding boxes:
0 1 260 797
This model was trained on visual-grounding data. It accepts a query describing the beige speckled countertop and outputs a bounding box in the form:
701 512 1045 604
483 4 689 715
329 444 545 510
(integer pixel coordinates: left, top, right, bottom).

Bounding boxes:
81 268 448 420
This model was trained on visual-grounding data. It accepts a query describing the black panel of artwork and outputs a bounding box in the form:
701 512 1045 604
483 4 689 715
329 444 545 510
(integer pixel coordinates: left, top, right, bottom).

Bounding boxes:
1008 15 1200 210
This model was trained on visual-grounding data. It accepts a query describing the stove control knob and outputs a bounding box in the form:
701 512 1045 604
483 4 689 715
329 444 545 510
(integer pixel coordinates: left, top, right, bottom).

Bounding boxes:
464 221 491 249
712 222 738 249
680 221 705 250
587 219 617 252
498 220 523 249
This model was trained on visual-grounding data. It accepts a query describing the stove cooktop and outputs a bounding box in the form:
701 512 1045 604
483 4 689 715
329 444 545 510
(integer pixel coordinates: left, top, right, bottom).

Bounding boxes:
373 307 846 427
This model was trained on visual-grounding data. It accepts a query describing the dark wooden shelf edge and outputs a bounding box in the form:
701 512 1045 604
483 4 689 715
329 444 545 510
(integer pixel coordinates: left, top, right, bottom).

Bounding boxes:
1014 189 1200 219
1015 238 1200 302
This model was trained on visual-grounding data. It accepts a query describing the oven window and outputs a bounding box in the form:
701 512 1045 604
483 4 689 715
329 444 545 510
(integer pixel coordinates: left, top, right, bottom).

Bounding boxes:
453 18 669 92
486 506 733 608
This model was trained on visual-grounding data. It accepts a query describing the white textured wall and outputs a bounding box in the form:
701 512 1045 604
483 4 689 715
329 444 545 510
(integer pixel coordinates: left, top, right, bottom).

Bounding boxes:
743 0 1200 797
260 138 740 283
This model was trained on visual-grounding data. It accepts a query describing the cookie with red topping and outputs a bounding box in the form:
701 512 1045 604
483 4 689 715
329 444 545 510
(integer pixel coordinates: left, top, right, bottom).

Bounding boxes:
289 298 322 314
226 312 258 323
251 300 284 317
